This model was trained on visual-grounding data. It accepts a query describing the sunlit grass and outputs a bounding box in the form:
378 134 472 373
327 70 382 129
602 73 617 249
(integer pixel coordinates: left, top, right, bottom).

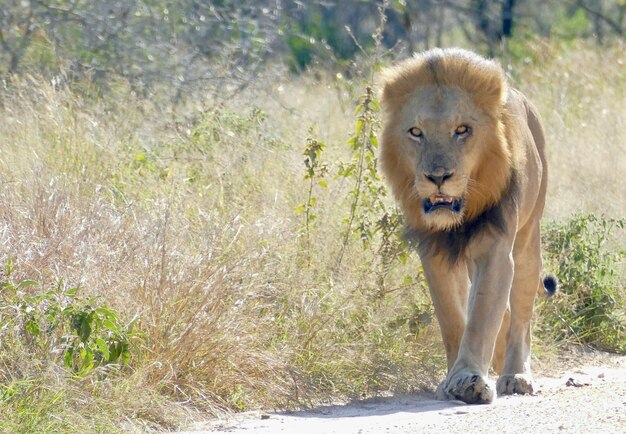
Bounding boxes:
509 40 626 219
0 40 624 431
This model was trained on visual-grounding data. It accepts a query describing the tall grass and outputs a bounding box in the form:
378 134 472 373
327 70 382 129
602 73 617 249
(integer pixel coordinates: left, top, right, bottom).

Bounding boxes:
508 40 626 220
0 74 439 431
0 40 624 431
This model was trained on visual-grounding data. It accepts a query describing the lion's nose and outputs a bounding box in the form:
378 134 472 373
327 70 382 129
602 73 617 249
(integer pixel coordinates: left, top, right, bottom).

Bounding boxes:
424 168 454 187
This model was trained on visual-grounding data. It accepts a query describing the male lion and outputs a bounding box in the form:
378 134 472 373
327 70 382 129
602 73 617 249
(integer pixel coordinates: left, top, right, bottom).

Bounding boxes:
380 48 557 404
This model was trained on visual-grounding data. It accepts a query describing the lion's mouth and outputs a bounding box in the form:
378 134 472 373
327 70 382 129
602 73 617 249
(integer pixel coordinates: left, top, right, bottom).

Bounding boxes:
423 194 464 214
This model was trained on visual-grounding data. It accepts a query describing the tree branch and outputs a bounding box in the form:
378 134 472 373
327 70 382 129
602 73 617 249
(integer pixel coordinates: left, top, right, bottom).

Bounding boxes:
575 0 624 36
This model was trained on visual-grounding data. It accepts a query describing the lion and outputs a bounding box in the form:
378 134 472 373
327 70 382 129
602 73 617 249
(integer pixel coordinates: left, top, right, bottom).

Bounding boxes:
380 48 557 404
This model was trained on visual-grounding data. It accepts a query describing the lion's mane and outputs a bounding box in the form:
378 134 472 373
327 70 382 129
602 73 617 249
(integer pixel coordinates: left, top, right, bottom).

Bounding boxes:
380 49 523 249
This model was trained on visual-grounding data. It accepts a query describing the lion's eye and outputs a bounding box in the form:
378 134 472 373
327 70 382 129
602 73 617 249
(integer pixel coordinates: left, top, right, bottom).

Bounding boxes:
454 125 471 136
408 127 423 139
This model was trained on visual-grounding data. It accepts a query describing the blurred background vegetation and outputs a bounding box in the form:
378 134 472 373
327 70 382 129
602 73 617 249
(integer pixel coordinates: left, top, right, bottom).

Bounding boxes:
0 1 624 433
1 0 625 100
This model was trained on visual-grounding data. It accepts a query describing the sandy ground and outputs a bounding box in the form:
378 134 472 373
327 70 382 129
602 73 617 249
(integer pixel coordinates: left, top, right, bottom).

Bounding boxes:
180 350 626 434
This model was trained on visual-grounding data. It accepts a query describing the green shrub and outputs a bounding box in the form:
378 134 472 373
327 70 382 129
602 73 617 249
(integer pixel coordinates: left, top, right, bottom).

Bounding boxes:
538 214 626 353
0 258 140 376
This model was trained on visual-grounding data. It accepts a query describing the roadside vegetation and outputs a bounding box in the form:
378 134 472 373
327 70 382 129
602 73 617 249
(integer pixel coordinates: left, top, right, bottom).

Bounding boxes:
0 2 624 432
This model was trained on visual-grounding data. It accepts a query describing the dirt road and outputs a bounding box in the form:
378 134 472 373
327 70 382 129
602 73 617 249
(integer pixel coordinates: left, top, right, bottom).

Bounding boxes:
181 352 626 434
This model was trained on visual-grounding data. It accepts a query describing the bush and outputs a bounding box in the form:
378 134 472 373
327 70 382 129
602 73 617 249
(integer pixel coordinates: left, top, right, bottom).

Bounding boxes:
538 214 626 353
0 258 140 375
0 258 143 432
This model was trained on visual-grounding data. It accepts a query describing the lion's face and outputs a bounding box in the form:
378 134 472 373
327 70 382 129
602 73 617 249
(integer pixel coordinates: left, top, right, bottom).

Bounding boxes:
381 49 514 235
389 85 493 231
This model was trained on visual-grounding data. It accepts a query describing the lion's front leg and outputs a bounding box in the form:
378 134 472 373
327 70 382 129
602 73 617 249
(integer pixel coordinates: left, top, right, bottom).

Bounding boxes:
420 254 470 373
436 241 514 404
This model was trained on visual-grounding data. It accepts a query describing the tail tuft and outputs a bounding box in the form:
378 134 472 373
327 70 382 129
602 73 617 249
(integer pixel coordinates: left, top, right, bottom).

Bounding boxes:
543 274 558 297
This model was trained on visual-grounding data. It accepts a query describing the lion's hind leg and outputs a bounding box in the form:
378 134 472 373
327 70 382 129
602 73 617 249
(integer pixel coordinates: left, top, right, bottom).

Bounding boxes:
492 307 510 374
496 225 542 396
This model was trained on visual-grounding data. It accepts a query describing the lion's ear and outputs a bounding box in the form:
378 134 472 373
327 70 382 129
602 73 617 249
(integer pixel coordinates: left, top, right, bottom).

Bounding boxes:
379 56 430 111
472 62 508 115
379 64 408 109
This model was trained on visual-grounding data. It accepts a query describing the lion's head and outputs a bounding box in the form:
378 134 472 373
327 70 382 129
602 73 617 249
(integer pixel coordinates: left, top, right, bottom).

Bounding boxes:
380 48 517 233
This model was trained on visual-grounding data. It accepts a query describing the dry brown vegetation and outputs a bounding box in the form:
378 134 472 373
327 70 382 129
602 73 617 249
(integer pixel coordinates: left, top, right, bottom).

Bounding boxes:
0 40 624 432
513 41 626 219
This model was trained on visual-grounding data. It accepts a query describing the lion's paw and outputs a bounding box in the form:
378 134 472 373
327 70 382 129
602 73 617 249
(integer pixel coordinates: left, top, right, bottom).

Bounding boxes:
436 372 495 404
496 374 534 396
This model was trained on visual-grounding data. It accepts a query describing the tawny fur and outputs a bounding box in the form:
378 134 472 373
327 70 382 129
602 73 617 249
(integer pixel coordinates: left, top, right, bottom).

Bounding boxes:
381 48 522 229
380 48 551 404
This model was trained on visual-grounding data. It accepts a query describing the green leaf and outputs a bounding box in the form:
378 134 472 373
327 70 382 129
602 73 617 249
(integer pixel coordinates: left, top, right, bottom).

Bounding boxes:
103 319 121 335
25 319 40 336
77 316 92 342
294 203 306 214
355 119 363 136
64 348 73 369
5 257 13 277
110 342 122 361
347 136 358 150
17 280 39 289
96 337 111 360
122 348 130 364
95 307 117 321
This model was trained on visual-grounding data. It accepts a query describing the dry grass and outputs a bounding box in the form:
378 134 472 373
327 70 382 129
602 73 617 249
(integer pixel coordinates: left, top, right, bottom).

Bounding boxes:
0 40 624 432
510 40 626 219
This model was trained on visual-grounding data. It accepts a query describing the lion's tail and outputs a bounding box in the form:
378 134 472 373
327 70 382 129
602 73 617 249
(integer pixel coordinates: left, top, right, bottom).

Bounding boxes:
542 274 558 297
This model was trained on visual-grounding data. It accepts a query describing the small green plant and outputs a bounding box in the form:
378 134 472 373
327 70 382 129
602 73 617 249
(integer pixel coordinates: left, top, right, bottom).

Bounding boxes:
295 132 329 258
0 259 140 376
336 86 383 258
62 292 139 375
539 214 626 353
334 86 407 290
229 384 250 411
